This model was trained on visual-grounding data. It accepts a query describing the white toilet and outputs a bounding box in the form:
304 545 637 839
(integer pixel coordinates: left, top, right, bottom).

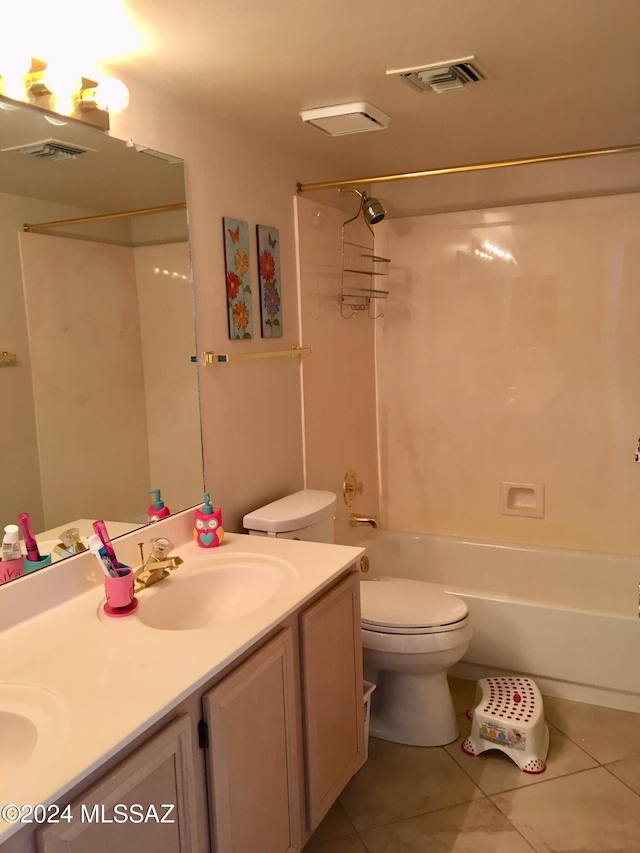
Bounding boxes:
360 577 472 746
243 490 472 748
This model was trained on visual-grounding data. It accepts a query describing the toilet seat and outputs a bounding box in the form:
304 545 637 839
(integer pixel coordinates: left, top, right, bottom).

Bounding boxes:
360 577 468 635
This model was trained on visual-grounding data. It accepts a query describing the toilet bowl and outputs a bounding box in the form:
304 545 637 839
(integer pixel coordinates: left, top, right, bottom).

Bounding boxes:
361 577 472 747
243 491 473 749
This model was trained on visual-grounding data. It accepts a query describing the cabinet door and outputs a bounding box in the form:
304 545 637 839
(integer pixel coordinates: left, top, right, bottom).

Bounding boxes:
37 715 199 853
202 628 301 853
300 572 364 830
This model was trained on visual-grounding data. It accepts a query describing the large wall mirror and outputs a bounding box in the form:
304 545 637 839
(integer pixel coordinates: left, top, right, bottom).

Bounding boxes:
0 98 204 583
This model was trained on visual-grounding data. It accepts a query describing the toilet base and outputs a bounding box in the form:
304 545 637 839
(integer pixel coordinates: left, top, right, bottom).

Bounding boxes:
369 669 459 747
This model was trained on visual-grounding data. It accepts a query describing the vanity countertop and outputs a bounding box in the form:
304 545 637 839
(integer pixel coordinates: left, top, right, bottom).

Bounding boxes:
0 521 364 843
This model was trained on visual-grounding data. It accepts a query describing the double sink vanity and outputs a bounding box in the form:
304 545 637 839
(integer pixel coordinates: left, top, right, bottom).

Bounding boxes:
0 509 366 853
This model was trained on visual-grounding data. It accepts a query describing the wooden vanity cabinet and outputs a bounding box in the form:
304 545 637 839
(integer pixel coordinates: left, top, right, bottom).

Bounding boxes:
37 715 200 853
300 571 365 830
5 568 363 853
201 570 364 850
202 627 302 853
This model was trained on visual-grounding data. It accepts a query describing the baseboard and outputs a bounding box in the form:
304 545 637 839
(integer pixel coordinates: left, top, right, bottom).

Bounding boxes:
451 661 640 714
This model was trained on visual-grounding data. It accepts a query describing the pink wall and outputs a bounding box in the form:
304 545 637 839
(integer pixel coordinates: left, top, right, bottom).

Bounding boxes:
113 80 339 530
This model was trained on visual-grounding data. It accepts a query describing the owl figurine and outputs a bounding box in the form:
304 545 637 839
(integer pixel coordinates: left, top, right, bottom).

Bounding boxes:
194 493 224 548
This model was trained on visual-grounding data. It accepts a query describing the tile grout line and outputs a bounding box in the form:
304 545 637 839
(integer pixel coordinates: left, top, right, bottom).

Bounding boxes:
351 797 539 852
341 755 489 836
600 761 640 799
543 726 640 767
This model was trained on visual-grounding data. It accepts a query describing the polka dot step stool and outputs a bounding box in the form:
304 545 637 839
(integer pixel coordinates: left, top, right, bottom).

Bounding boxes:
461 676 549 773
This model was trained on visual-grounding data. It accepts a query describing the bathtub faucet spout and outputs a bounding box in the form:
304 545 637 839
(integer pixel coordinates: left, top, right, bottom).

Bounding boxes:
349 513 379 529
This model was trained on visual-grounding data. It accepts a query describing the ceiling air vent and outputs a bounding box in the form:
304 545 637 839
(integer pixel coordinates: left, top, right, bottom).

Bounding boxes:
1 139 96 162
387 56 484 94
300 102 391 136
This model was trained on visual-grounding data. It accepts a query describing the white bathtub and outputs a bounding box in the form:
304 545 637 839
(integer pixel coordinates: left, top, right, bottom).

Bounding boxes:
351 529 640 712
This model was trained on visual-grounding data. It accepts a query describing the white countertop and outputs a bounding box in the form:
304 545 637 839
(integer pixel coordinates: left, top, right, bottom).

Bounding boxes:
0 513 363 843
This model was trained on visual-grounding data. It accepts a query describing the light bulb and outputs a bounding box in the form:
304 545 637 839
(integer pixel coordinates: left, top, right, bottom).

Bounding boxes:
93 77 129 114
0 47 31 101
51 93 75 116
44 61 81 99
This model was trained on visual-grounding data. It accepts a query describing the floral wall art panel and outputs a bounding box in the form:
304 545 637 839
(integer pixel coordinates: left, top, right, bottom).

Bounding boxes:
223 216 253 339
256 225 283 338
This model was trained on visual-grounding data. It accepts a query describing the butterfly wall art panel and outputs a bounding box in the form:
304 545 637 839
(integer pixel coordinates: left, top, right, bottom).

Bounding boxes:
222 217 253 339
256 225 283 338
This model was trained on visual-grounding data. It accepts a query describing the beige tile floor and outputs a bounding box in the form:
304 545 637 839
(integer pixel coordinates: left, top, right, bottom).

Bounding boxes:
304 678 640 852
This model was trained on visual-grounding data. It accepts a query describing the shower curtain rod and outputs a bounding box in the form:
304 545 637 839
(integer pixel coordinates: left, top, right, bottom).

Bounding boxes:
22 202 187 233
296 142 640 193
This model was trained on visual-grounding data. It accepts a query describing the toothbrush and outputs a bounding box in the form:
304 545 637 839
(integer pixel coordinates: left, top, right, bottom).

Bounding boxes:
18 512 42 562
92 520 121 570
88 534 119 578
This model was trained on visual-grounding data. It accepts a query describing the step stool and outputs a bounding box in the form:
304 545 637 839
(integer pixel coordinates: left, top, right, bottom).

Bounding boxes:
461 676 549 774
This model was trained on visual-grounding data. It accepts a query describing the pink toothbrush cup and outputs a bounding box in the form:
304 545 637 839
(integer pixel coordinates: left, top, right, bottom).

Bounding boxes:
0 556 25 585
104 568 135 610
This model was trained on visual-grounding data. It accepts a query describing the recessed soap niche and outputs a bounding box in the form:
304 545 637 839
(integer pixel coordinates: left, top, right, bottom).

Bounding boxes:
500 482 545 518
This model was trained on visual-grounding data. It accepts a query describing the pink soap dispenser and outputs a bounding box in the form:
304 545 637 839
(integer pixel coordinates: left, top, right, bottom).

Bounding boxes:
146 489 171 523
194 493 224 548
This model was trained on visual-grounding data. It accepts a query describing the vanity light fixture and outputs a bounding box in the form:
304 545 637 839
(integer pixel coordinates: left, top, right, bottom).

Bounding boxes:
77 77 130 116
0 57 129 131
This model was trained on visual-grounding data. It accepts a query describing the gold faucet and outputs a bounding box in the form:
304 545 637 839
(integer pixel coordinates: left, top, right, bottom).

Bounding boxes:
349 513 379 528
134 538 183 593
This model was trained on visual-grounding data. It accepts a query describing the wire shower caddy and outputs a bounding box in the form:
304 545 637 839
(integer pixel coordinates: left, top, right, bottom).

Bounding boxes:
340 201 390 319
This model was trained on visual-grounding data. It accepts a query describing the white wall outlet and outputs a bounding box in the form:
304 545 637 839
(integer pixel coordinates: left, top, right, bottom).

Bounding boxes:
500 482 545 518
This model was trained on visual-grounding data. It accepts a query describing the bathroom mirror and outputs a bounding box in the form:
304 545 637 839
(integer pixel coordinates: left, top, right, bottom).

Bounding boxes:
0 98 204 583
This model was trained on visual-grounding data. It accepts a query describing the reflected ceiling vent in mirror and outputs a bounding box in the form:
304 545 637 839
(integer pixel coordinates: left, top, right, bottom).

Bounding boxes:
387 56 484 94
300 102 391 135
1 138 96 162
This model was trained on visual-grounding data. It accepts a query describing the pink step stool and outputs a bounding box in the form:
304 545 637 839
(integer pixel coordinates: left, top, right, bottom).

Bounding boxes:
461 676 549 774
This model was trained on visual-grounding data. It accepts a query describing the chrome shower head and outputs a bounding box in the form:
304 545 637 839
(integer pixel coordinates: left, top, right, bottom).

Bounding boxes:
339 187 387 225
361 194 386 225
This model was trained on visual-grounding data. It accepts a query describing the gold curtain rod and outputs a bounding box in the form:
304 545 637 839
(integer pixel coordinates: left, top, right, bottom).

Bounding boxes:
23 202 187 233
296 142 640 193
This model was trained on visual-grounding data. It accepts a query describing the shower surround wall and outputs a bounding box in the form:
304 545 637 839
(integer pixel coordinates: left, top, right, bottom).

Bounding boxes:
374 192 640 554
295 196 379 529
0 193 111 533
20 232 150 527
18 232 198 528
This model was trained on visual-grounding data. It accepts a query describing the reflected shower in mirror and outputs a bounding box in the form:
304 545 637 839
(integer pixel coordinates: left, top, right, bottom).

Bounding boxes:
0 98 204 584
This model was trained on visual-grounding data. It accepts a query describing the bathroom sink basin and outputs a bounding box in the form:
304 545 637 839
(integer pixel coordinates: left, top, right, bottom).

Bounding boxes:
0 683 68 779
136 552 297 631
0 710 37 775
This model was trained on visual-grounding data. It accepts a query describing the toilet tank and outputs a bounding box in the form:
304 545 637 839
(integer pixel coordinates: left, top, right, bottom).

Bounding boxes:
243 490 337 542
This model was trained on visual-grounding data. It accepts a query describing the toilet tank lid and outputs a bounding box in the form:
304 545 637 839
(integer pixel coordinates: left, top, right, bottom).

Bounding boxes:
243 490 337 533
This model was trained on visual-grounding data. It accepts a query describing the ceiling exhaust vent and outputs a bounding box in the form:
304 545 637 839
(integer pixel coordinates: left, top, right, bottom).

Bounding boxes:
387 56 484 94
1 139 96 162
300 102 391 136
